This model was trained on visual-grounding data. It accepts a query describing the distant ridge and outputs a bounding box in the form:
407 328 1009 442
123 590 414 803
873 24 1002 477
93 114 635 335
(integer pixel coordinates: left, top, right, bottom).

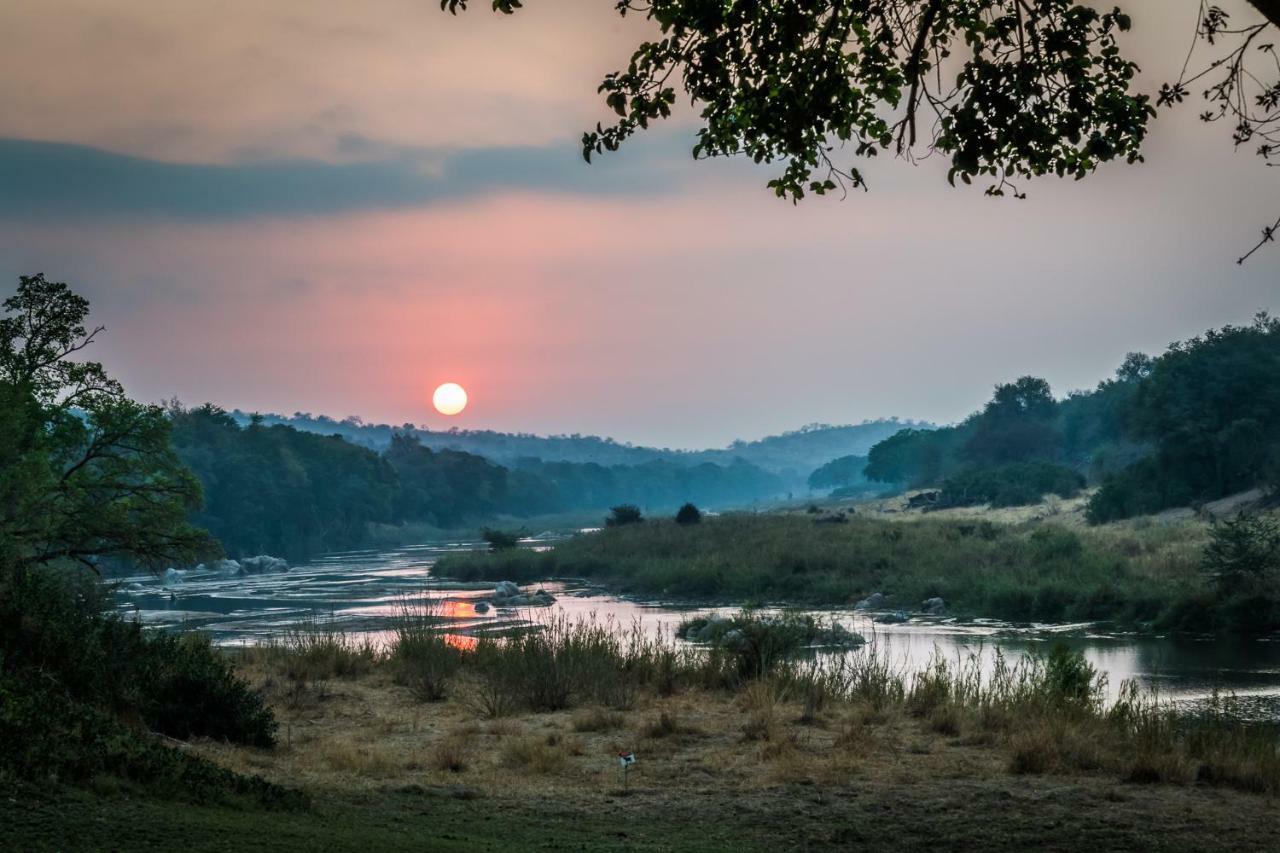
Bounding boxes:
231 412 933 483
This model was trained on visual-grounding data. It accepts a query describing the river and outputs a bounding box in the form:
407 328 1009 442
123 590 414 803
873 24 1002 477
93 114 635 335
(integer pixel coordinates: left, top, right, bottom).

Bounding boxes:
113 537 1280 721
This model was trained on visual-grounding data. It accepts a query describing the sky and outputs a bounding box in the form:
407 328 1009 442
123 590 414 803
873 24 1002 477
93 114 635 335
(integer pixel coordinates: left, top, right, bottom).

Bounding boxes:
1 0 1276 449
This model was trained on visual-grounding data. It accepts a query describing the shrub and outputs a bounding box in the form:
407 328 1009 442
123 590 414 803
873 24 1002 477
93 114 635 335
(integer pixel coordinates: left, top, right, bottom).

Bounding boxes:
941 462 1085 508
0 563 276 749
482 528 521 552
675 502 703 526
605 504 644 527
1201 514 1280 594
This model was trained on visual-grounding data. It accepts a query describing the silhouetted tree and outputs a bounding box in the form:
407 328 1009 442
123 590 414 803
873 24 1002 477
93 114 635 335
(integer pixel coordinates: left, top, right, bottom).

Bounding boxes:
605 504 644 527
674 502 702 525
0 275 213 571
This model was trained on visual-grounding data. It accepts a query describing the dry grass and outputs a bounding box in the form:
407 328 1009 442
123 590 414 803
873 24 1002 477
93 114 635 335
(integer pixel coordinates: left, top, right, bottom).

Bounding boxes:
200 626 1280 833
572 707 625 733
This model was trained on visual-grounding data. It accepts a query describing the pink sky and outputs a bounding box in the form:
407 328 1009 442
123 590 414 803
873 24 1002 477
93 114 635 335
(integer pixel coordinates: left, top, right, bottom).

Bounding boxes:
1 0 1276 447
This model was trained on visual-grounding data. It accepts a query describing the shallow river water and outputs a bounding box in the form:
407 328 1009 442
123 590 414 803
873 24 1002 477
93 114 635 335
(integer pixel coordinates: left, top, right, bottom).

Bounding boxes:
113 538 1280 721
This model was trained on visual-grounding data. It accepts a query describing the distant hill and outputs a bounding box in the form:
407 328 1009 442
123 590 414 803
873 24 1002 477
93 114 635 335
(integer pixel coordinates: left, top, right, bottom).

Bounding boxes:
231 413 931 487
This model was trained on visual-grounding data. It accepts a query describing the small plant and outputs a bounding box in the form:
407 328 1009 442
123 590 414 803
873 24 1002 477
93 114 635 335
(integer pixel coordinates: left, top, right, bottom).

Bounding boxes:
500 735 567 774
674 502 702 525
605 504 644 527
430 734 471 773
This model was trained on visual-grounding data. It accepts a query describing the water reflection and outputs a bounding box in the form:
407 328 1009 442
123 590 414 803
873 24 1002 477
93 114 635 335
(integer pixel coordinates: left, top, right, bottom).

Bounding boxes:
113 539 1280 721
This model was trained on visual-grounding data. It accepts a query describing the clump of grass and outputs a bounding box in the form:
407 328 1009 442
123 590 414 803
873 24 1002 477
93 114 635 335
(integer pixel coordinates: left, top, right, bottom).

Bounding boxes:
319 739 400 777
430 734 471 773
643 709 684 739
573 707 625 732
500 735 568 774
390 598 463 701
268 615 380 683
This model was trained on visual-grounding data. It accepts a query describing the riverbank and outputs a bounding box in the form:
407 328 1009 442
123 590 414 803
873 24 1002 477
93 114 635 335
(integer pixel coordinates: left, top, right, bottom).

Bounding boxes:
434 512 1225 629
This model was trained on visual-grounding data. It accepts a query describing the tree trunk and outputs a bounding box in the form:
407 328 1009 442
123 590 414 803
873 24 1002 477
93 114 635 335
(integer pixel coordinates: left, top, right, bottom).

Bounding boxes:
1247 0 1280 29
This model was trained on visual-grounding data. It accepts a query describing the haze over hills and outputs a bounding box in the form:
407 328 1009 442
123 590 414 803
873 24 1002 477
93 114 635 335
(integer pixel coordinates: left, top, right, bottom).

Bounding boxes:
231 412 931 483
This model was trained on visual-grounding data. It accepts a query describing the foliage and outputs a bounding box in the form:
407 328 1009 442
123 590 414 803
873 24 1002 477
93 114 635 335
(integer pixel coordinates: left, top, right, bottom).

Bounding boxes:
939 462 1084 508
674 502 702 526
481 528 521 551
0 669 298 807
605 504 643 527
1176 514 1280 634
169 405 399 560
1202 514 1280 592
445 0 1151 202
0 274 214 571
0 561 276 748
1086 315 1280 522
807 454 869 490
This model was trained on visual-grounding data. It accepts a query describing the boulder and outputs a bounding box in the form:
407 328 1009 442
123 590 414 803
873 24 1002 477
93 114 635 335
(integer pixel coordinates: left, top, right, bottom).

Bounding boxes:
854 592 887 611
162 567 183 586
921 597 946 615
195 558 242 576
493 581 521 600
240 555 289 574
473 601 491 614
874 610 909 625
497 590 556 607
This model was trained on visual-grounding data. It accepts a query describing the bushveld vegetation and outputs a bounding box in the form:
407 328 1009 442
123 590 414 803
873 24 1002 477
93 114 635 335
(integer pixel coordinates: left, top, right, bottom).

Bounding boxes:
436 514 1231 626
861 319 1280 523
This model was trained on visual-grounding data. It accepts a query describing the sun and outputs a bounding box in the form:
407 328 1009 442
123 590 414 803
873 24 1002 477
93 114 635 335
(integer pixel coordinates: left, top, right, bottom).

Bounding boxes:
432 382 468 416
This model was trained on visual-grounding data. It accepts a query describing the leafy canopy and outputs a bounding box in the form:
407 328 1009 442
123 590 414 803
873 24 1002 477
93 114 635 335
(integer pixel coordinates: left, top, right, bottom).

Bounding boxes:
444 0 1152 200
0 275 213 571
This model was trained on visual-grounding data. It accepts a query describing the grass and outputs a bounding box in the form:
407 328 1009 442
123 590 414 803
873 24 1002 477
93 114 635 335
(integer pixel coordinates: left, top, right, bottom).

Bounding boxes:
435 513 1219 627
14 610 1280 852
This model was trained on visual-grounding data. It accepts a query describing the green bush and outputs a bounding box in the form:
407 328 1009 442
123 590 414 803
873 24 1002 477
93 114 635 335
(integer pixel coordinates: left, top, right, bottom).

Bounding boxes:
605 504 643 527
674 503 702 526
940 462 1085 508
0 563 277 752
482 528 521 551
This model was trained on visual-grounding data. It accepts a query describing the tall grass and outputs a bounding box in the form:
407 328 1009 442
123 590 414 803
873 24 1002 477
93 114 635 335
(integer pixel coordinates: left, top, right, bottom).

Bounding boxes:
433 514 1209 626
390 598 463 701
282 608 1277 794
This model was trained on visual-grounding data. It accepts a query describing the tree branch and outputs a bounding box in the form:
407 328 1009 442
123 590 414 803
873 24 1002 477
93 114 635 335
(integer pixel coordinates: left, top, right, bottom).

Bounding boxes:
1247 0 1280 29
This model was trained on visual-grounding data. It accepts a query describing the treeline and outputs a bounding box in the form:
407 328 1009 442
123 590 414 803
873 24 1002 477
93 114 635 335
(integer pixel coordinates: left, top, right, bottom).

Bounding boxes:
243 410 918 487
862 315 1280 521
169 407 784 559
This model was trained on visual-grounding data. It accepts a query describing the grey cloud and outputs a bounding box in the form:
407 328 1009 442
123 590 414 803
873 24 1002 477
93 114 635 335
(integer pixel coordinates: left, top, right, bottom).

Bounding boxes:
0 134 693 221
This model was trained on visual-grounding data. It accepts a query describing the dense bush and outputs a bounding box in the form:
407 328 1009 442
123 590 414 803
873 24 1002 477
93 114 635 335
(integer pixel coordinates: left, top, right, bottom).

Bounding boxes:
605 504 644 527
940 462 1085 508
674 503 702 526
0 563 277 750
482 528 521 551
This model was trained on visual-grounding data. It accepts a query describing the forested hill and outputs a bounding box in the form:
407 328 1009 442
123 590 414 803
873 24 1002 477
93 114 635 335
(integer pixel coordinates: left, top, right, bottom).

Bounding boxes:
231 413 927 481
860 314 1280 523
170 407 787 560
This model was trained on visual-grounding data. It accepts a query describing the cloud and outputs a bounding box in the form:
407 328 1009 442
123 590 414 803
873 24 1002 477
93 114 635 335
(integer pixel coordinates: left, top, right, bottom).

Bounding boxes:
0 133 693 221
